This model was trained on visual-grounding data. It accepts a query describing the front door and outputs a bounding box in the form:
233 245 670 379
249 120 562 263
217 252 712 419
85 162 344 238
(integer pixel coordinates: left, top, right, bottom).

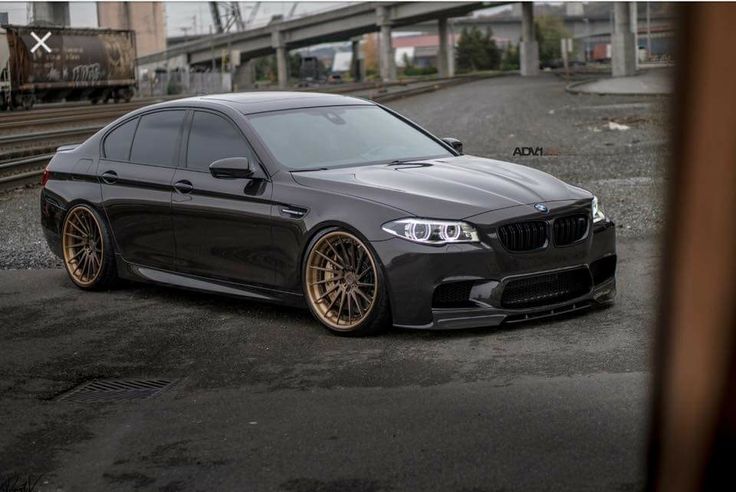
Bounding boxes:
171 110 275 287
99 110 186 270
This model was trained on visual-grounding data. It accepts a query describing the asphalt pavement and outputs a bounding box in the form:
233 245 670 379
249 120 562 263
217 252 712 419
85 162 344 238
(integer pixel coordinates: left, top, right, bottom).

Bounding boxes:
0 74 667 491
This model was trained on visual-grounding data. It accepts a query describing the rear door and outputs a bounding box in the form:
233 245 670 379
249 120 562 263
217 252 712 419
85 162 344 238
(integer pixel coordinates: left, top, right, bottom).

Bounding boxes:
170 109 274 286
99 110 186 269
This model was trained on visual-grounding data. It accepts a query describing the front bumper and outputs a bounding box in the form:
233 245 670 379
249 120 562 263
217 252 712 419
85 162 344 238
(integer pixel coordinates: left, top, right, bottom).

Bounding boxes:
371 211 617 330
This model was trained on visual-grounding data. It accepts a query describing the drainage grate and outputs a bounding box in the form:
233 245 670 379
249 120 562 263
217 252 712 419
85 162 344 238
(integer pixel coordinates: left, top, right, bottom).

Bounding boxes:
56 378 178 403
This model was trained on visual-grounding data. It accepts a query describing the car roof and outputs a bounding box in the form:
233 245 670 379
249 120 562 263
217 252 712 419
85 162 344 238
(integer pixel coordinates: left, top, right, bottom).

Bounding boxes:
153 91 375 115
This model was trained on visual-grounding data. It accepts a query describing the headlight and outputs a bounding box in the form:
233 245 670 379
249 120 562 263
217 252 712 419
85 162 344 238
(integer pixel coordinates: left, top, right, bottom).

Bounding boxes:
592 196 606 223
382 218 479 245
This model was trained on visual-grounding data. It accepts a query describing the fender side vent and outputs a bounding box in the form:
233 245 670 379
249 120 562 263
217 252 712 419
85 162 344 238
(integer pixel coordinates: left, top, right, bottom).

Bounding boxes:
280 206 307 218
56 378 179 403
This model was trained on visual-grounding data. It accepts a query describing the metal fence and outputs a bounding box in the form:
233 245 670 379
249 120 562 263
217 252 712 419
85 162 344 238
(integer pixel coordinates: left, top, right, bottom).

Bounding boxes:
138 71 232 98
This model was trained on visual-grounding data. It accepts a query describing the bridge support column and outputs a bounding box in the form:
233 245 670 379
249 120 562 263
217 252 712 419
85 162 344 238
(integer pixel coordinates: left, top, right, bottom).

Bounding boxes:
351 38 362 82
437 17 449 78
520 2 539 76
612 2 636 77
272 31 289 89
377 7 396 82
448 20 456 77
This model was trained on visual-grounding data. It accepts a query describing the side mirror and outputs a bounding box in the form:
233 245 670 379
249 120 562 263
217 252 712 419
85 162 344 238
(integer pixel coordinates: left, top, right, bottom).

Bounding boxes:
442 137 463 154
209 157 253 179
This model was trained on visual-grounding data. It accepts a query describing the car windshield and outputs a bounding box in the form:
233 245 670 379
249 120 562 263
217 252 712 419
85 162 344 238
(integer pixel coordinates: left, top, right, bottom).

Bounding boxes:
247 105 453 170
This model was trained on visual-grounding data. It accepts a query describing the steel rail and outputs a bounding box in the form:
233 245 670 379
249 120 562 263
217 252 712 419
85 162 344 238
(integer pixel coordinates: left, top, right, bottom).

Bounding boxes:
0 126 102 146
0 154 53 192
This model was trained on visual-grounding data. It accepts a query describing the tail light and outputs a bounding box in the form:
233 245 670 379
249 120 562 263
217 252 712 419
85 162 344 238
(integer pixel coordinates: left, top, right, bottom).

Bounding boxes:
41 168 50 187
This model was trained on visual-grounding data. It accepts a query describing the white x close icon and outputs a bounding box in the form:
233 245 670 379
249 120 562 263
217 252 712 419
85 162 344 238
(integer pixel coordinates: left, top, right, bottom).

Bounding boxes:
30 31 52 54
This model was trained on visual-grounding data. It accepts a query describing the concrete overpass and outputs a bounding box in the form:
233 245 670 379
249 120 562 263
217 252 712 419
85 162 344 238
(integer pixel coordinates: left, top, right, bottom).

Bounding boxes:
137 1 640 88
397 5 673 65
138 1 502 87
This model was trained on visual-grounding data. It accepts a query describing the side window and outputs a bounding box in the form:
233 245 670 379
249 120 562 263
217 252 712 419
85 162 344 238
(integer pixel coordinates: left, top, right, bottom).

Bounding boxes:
129 110 186 167
186 111 253 172
103 118 138 161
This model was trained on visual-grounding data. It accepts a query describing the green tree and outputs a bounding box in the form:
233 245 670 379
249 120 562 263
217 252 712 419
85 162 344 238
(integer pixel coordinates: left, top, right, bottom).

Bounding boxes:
289 52 302 79
455 26 501 73
255 55 275 82
535 16 570 66
501 43 520 71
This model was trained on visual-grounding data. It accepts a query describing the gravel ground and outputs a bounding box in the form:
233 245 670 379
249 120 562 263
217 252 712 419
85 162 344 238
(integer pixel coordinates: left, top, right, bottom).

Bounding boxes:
0 73 669 270
0 188 62 269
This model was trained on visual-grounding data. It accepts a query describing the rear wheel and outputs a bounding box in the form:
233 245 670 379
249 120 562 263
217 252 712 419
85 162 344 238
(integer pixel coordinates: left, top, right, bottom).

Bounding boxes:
303 229 390 336
62 204 117 290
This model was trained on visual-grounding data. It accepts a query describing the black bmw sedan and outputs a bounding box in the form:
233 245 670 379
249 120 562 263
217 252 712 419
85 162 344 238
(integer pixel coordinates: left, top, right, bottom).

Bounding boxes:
40 91 616 335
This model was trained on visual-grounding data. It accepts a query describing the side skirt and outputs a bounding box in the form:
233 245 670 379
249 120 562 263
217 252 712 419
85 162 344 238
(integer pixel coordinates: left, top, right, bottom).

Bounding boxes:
115 255 305 308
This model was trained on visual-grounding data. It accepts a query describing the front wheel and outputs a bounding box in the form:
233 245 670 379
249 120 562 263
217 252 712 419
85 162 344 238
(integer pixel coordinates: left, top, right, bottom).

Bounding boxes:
303 229 391 336
62 204 118 290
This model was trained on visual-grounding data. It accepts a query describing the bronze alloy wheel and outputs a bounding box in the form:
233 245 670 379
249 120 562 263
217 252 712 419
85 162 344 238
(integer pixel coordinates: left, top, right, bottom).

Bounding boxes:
305 231 379 331
62 206 104 287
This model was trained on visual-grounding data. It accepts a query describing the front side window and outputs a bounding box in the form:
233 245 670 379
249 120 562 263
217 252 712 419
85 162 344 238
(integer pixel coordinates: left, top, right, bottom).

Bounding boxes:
247 106 452 170
186 111 252 172
129 110 186 167
103 118 138 161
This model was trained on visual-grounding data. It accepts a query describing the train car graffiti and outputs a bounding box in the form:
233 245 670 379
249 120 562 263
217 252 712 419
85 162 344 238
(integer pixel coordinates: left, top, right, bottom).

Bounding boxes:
0 25 137 110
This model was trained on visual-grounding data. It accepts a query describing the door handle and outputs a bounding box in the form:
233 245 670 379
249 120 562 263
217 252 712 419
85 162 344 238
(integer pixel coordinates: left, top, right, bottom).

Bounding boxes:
173 180 194 194
100 170 118 184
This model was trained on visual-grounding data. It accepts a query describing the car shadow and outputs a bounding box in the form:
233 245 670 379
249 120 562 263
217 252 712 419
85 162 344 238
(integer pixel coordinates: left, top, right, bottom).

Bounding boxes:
76 273 612 340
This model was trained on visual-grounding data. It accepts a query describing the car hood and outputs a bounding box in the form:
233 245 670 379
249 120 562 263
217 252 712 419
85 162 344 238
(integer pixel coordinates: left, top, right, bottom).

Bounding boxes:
290 155 591 219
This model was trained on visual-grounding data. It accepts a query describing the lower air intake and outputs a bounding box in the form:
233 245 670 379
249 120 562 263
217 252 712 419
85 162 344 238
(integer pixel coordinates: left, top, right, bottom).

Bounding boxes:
432 281 475 308
501 268 592 309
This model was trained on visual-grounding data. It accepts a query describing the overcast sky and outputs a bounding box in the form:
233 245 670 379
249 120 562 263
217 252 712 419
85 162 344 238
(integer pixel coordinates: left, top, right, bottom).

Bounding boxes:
0 2 351 35
1 1 512 40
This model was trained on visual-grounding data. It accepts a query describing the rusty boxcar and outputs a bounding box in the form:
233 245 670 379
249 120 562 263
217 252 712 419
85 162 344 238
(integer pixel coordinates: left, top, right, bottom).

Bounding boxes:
0 25 137 110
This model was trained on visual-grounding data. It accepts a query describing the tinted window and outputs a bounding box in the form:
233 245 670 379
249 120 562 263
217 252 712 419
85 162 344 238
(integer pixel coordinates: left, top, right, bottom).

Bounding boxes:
247 106 452 170
104 118 138 161
186 112 252 171
129 111 186 166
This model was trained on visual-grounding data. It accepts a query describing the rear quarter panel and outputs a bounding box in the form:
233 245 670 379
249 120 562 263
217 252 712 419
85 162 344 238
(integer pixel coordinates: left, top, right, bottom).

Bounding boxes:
41 144 103 238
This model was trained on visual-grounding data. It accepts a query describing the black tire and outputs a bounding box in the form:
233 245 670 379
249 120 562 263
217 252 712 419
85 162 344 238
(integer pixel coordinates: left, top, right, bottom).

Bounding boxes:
302 227 391 336
61 204 118 290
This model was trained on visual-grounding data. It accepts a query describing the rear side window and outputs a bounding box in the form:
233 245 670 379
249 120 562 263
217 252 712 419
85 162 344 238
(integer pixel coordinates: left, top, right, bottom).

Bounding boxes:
103 118 138 161
186 111 252 171
130 110 186 167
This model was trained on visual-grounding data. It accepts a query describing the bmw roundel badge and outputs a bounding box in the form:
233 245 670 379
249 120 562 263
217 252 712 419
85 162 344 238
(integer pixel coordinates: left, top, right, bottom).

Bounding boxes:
534 203 549 213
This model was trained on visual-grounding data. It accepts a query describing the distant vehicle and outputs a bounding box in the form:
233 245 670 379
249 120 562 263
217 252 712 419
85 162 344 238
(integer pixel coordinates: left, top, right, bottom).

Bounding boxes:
591 43 612 63
540 59 564 70
298 56 326 85
40 92 617 335
0 25 137 110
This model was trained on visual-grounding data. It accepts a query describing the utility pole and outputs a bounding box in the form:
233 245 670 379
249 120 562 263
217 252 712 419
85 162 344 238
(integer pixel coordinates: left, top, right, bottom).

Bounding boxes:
210 25 216 72
646 1 652 60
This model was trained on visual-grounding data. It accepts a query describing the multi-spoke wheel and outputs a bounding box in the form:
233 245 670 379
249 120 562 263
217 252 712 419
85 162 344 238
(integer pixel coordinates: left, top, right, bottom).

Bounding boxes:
304 230 390 335
62 204 117 290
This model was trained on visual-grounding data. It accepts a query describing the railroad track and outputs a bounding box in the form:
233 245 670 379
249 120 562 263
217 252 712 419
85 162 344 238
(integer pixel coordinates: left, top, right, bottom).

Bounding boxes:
0 80 393 129
0 76 467 129
0 154 54 191
0 73 498 192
